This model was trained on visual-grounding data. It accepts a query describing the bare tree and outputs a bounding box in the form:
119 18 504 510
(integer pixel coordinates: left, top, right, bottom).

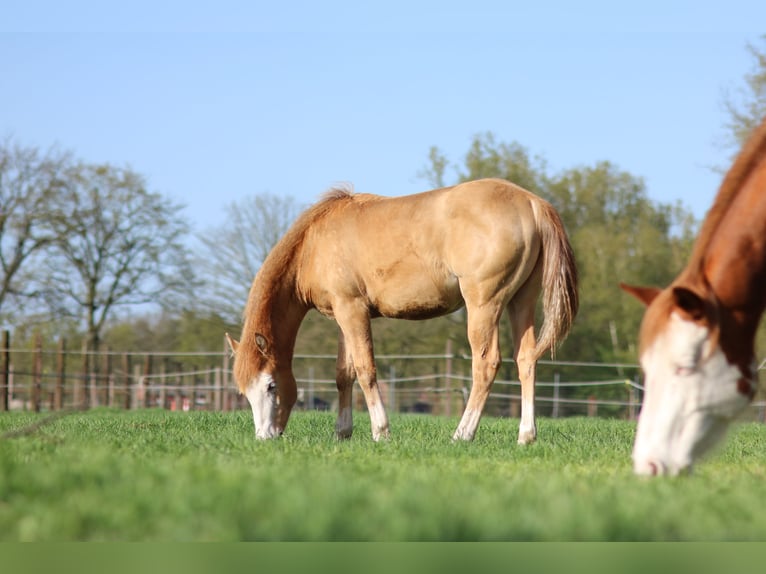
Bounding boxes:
42 163 196 351
197 193 303 322
0 138 70 323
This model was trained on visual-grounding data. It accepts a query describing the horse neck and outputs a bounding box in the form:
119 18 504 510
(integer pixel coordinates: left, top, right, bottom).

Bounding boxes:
693 156 766 346
247 267 309 367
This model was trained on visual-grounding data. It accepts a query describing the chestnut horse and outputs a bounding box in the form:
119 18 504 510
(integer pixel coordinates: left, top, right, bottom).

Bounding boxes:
227 178 578 443
621 117 766 476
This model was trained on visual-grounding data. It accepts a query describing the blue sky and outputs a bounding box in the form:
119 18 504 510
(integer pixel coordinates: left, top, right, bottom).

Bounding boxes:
2 1 765 231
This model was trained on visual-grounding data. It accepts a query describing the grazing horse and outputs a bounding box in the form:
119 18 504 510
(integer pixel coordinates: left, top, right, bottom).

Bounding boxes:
227 178 578 443
621 116 766 476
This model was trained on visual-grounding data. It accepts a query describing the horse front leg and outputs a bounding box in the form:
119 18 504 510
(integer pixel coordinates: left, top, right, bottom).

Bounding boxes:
335 329 355 440
453 304 502 441
334 303 390 441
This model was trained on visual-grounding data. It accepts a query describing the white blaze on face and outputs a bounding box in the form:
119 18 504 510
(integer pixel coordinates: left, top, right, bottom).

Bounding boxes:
633 312 751 476
244 372 281 439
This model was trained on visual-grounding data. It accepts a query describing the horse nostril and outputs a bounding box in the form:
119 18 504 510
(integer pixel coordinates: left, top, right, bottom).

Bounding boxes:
635 458 666 476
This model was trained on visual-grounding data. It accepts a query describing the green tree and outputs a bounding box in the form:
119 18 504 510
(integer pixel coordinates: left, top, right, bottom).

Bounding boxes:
547 162 695 363
417 146 450 188
724 34 766 150
458 131 549 193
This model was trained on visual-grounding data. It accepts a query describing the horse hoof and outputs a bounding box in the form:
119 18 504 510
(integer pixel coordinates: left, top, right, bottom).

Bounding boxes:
372 428 390 442
452 429 475 441
517 432 537 445
335 428 353 440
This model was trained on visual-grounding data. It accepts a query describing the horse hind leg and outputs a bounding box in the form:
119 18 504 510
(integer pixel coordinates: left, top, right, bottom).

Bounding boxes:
453 303 503 441
508 268 542 445
510 303 537 444
335 330 355 440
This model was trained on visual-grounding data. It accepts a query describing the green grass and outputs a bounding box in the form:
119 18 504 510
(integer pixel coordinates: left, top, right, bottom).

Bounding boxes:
0 409 765 541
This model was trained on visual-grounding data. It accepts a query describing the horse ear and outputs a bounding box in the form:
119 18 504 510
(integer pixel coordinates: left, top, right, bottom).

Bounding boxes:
619 283 661 307
255 333 269 356
225 333 239 355
672 286 707 321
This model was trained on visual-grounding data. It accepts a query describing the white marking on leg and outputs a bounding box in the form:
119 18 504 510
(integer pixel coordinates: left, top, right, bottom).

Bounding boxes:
453 408 482 441
369 400 390 441
518 393 537 445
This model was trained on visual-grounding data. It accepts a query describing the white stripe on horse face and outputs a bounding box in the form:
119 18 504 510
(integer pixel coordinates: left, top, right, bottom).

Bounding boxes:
245 372 281 439
633 312 750 475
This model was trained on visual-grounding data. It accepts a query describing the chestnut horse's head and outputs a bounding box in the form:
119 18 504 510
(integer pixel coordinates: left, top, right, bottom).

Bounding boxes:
226 332 297 439
620 282 756 476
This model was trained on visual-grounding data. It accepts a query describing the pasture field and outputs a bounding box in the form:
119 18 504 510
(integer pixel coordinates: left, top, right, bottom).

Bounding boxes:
0 408 765 541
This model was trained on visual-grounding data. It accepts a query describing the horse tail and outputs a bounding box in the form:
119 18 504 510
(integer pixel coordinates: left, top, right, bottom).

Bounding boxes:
532 199 579 359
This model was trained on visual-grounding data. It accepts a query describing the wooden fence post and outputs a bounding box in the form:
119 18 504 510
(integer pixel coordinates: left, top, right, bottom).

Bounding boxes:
143 354 153 408
214 367 222 412
122 352 131 410
89 343 99 408
32 333 42 413
176 360 182 410
104 350 111 407
588 395 597 417
307 366 315 411
1 330 9 411
158 358 167 410
105 346 114 408
388 365 396 414
78 339 88 409
192 369 203 411
444 339 452 417
179 363 187 411
55 338 66 411
132 363 143 409
220 335 229 412
205 367 213 410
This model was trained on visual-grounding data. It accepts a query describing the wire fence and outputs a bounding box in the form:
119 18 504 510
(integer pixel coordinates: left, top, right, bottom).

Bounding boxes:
1 331 765 422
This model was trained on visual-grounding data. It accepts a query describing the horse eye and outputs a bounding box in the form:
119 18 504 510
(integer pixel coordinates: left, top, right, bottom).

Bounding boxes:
267 380 277 393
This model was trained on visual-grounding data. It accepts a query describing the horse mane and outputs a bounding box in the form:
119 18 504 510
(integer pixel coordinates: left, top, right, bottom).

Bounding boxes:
687 116 766 270
320 182 355 201
241 185 357 335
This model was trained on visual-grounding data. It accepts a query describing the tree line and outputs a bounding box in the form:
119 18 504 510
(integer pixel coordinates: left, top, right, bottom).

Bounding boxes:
2 36 765 377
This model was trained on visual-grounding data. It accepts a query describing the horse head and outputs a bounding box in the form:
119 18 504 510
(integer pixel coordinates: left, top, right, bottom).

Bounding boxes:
620 281 755 476
226 332 297 439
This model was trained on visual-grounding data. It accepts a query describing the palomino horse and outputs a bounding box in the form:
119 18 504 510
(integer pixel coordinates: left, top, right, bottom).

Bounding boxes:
621 116 766 476
227 178 578 443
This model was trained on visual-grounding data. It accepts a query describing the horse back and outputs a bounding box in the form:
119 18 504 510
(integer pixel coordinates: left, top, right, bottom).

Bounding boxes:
297 178 547 319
